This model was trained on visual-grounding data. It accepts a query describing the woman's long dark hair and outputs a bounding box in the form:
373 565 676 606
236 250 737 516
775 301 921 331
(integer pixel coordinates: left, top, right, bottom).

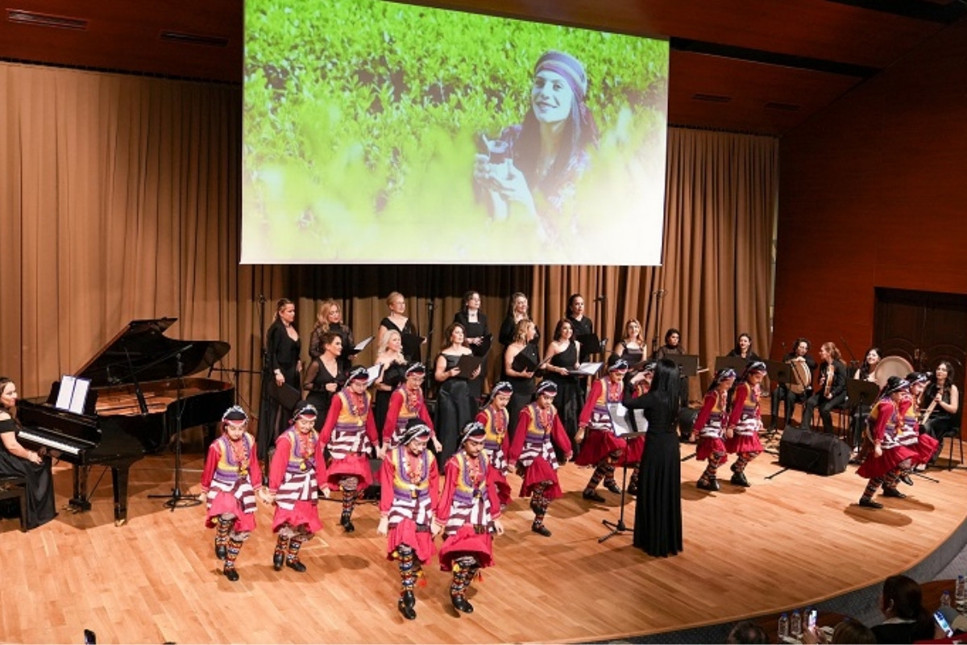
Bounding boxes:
0 376 13 413
515 98 598 196
857 347 880 379
881 575 933 638
649 359 682 417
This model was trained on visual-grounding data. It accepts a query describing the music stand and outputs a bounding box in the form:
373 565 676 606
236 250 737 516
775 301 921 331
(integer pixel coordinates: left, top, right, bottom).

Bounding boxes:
846 378 879 453
665 354 700 378
715 356 749 376
148 346 203 511
599 430 647 543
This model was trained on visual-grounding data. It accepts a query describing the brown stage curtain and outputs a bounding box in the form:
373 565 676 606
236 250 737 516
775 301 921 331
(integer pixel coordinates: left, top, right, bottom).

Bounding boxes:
1 61 776 424
532 128 777 400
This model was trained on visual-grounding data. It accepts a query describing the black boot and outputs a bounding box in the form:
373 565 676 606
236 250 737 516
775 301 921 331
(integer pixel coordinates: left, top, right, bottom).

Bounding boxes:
451 595 474 614
582 488 606 503
272 536 288 571
730 472 750 487
398 591 416 620
340 511 355 533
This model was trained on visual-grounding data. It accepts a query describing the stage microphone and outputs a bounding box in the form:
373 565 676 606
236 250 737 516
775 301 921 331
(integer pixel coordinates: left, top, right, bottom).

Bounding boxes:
593 295 606 302
258 293 266 304
653 289 666 297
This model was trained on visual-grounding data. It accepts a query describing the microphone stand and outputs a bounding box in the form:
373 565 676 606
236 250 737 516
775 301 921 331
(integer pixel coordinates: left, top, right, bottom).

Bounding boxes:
148 347 202 510
423 298 435 399
649 290 665 356
599 436 642 543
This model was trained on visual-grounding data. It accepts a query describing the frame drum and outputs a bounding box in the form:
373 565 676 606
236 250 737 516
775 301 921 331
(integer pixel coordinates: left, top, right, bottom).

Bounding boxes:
874 355 914 388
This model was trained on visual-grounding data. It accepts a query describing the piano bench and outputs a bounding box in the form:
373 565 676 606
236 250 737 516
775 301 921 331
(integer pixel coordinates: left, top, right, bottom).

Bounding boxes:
0 476 27 532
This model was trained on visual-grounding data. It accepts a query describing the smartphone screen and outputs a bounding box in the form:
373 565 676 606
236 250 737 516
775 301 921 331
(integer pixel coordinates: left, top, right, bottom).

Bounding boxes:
934 610 954 637
807 610 817 630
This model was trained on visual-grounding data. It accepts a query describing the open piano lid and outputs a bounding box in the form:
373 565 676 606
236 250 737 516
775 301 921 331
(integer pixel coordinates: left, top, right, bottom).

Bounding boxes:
74 318 231 387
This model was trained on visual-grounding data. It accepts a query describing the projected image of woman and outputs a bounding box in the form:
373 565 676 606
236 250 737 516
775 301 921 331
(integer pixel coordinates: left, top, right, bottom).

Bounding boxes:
474 50 598 240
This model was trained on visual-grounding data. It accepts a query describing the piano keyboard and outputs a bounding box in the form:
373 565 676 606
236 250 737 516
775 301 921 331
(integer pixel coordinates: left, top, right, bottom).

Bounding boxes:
18 429 82 455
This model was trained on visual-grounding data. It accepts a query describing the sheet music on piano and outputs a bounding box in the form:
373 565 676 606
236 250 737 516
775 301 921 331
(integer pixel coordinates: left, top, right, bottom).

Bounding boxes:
54 375 92 415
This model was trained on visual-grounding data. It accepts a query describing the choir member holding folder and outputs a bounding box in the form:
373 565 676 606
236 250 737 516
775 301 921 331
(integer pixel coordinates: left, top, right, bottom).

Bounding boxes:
434 323 481 470
453 290 491 404
544 318 584 456
503 319 540 440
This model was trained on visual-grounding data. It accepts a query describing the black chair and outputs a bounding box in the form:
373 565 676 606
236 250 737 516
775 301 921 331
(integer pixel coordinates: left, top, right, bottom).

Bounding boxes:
0 476 28 532
942 426 963 470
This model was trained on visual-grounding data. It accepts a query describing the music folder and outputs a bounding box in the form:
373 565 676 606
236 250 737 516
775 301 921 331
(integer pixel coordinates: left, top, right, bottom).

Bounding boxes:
471 333 493 358
607 402 648 436
511 346 540 373
269 383 302 412
347 336 373 356
569 362 603 377
401 333 424 362
454 354 483 378
365 363 384 388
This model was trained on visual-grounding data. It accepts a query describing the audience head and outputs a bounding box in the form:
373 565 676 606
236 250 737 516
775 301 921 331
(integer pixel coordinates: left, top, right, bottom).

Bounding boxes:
880 574 923 620
725 620 768 644
831 617 876 644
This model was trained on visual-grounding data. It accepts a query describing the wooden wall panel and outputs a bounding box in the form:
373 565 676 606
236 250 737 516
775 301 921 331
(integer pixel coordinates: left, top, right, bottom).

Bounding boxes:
774 18 967 388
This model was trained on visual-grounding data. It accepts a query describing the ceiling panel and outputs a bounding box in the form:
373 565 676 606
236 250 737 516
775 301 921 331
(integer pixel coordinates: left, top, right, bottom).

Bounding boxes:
0 0 962 134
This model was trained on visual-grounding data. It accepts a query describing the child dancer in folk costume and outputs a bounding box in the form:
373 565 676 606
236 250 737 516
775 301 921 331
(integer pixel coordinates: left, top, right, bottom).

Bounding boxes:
474 381 514 507
376 420 440 621
725 361 767 487
692 368 737 492
320 366 380 533
897 372 939 479
857 377 918 508
381 362 442 453
623 361 656 495
200 406 263 582
509 380 573 537
575 358 631 502
435 421 505 615
264 401 327 573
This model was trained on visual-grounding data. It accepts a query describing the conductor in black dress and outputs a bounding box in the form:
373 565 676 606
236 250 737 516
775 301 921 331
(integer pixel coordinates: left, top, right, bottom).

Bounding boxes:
623 359 683 557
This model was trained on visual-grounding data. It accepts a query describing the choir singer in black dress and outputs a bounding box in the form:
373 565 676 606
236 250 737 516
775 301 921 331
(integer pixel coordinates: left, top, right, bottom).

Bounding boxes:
623 359 683 557
258 298 302 464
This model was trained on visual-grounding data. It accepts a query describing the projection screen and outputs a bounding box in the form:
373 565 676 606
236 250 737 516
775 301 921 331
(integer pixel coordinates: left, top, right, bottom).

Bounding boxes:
242 0 669 265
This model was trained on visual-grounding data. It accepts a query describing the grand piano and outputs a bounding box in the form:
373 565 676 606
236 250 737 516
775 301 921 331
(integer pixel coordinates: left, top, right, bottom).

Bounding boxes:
16 318 234 525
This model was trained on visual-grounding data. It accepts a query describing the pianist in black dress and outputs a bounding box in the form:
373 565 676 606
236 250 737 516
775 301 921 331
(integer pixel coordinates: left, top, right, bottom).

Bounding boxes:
258 298 302 464
0 378 56 529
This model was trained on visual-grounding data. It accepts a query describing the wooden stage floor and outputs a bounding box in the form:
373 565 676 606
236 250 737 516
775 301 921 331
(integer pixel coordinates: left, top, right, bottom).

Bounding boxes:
3 434 966 644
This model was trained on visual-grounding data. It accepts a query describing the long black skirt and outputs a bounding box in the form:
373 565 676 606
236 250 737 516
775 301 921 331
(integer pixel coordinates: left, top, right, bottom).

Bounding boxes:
632 431 682 557
0 451 56 529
